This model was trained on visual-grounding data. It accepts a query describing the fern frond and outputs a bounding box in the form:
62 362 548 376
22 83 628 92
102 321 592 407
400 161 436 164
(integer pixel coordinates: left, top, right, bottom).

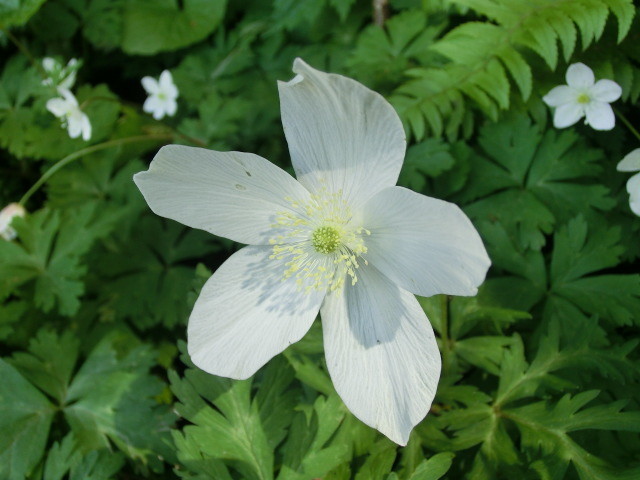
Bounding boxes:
391 0 635 140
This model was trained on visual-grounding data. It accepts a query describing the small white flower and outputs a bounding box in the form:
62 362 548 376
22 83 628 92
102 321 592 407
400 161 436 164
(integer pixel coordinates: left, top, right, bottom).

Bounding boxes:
0 203 26 241
46 88 92 141
134 59 491 445
617 148 640 216
543 62 622 131
42 57 79 90
141 70 179 120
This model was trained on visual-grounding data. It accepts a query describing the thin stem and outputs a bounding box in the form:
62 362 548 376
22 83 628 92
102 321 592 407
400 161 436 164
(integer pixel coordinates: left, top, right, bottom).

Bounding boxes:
614 107 640 143
19 134 172 206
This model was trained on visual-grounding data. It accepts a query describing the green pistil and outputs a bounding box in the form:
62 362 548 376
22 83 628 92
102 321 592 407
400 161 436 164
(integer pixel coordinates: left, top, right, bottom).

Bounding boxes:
312 226 341 254
576 93 591 104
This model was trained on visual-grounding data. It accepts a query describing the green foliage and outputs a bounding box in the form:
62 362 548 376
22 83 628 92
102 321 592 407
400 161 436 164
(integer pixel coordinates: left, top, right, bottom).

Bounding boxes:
1 0 640 479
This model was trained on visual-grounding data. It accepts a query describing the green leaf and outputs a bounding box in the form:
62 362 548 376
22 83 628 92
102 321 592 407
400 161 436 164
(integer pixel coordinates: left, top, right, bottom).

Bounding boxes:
0 0 46 28
122 0 227 55
0 359 55 480
397 138 455 191
408 452 454 480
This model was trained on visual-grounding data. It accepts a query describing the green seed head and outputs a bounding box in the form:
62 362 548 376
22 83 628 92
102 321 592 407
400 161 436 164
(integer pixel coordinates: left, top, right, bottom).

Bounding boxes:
312 226 341 254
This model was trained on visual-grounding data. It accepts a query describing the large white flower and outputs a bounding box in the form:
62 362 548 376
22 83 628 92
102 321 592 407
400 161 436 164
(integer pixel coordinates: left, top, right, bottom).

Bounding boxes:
141 70 179 120
46 88 92 141
543 62 622 131
617 148 640 216
133 59 490 445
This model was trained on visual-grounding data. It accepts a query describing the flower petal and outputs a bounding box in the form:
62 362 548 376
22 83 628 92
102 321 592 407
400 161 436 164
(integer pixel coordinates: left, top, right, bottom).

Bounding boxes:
159 70 179 98
553 102 584 128
165 98 177 117
278 58 406 208
133 145 312 245
566 63 594 88
617 149 640 172
80 113 91 141
141 76 159 94
188 245 324 379
584 102 615 130
590 79 622 103
143 96 162 117
46 98 68 118
626 172 640 196
321 264 441 445
542 85 574 107
360 186 490 297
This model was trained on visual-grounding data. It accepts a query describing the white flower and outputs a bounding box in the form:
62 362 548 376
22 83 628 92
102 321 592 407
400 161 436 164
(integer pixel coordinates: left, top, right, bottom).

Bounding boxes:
0 203 26 241
141 70 178 120
543 63 622 131
617 148 640 216
46 88 92 141
133 59 490 445
42 57 79 90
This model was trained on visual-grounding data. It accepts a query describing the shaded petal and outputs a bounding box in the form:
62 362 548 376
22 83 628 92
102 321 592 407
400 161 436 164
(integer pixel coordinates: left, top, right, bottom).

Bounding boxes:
141 76 159 94
630 195 640 216
542 85 574 107
160 70 179 98
165 98 177 117
188 246 324 379
590 79 622 103
584 102 615 130
278 58 406 209
80 113 92 141
321 264 441 445
133 145 312 245
566 63 594 88
46 98 69 118
626 172 640 196
617 148 640 172
361 186 490 297
553 102 583 128
66 113 83 138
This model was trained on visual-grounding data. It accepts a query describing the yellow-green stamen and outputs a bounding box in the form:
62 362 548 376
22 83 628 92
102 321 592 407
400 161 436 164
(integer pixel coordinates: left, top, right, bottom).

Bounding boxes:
312 226 341 253
576 93 591 104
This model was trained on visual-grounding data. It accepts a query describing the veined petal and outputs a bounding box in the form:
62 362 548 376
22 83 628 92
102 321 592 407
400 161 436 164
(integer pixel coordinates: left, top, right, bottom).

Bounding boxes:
584 102 615 130
542 85 574 107
321 264 441 445
566 63 594 88
617 148 640 172
591 79 622 103
141 76 159 94
133 145 313 245
553 102 583 128
361 187 490 297
278 58 406 209
188 246 324 379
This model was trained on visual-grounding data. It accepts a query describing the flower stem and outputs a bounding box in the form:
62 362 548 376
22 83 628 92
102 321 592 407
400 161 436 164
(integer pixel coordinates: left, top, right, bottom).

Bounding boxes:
614 107 640 143
19 134 172 206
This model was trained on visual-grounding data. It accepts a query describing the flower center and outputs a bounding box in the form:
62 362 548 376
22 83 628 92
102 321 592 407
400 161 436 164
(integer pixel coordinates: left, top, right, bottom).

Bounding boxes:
269 188 369 293
312 226 341 253
576 92 591 104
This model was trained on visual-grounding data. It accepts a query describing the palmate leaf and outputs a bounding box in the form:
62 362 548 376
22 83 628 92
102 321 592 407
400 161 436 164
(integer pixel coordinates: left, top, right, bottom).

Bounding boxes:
459 115 613 250
0 206 119 316
95 215 220 329
43 434 124 480
0 328 175 477
170 347 298 480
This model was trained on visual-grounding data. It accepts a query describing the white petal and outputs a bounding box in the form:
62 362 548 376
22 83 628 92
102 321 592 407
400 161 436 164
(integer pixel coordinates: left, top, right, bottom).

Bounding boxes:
141 76 159 94
42 57 56 72
143 96 162 117
133 145 313 245
66 113 83 139
321 264 441 445
278 58 406 209
617 149 640 172
58 88 78 106
165 98 177 117
590 79 622 103
626 172 640 196
361 186 490 297
188 246 324 379
630 195 640 216
46 98 69 118
584 102 615 130
80 113 91 141
160 70 179 98
542 85 574 107
553 102 584 128
566 63 595 88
